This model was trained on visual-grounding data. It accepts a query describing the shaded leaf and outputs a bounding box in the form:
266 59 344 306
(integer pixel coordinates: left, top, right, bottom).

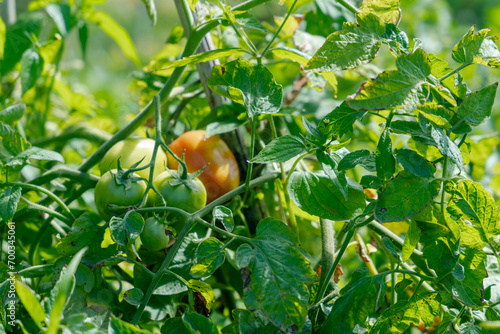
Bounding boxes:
235 218 316 331
376 129 395 181
319 269 387 333
109 314 151 334
0 186 21 222
187 279 216 314
123 288 144 306
394 148 432 177
318 102 367 138
371 293 441 332
56 213 103 256
20 49 44 96
375 171 440 222
402 220 421 262
0 104 25 124
288 171 366 221
317 150 348 200
337 149 376 172
15 280 47 330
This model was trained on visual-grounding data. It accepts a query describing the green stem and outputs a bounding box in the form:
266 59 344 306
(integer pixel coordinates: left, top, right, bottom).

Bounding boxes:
17 198 71 226
385 269 439 282
261 0 298 57
245 117 257 188
29 166 99 187
335 0 359 15
195 172 279 218
318 219 335 290
438 62 472 82
4 182 74 220
131 219 196 324
284 152 309 186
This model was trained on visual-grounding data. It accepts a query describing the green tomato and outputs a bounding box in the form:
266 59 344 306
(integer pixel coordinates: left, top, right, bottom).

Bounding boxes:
94 170 147 220
99 138 168 180
148 170 207 213
140 217 170 252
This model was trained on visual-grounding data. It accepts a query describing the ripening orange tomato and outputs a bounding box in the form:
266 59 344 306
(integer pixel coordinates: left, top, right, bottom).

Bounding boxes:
167 130 239 202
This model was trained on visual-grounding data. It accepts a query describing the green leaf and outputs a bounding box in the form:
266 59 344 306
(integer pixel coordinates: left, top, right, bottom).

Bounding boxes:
1 13 43 75
104 283 129 306
418 106 452 129
207 59 283 118
288 172 366 220
348 48 432 110
237 309 281 334
0 104 25 124
448 180 500 248
190 237 226 278
318 101 366 138
205 119 245 138
187 0 199 11
0 17 5 58
319 269 387 333
212 205 234 232
376 129 395 181
428 124 464 172
361 0 400 24
165 48 247 69
305 13 385 72
20 49 44 95
109 314 151 334
187 279 216 313
375 171 440 223
0 186 21 222
86 10 142 67
288 171 366 221
46 247 87 333
402 220 421 262
235 218 316 331
78 21 88 59
56 213 103 255
182 310 219 334
269 46 311 66
371 292 441 332
394 148 432 177
15 279 47 329
45 3 71 37
251 135 306 163
109 212 144 246
317 151 349 200
140 0 157 25
441 247 487 308
455 83 498 127
6 146 64 167
337 149 376 172
452 26 500 68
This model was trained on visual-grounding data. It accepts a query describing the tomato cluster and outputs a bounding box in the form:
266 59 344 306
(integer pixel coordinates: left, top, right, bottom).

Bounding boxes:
94 132 239 252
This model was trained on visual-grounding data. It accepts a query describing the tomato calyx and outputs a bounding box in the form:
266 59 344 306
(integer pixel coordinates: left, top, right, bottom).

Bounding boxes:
169 157 208 193
111 159 147 190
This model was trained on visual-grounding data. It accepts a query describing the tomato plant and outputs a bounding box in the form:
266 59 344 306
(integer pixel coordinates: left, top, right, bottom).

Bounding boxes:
3 0 500 333
94 169 147 220
140 217 170 252
148 170 207 213
168 130 239 202
100 138 168 180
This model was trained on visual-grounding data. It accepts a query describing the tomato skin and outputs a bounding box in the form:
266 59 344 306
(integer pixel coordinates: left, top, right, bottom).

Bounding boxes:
100 138 168 180
94 170 147 220
140 217 170 252
148 170 207 213
167 130 239 202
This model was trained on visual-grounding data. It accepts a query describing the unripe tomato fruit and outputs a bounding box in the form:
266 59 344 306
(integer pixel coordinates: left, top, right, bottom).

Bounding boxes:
100 138 167 180
94 170 147 220
167 130 239 202
148 170 207 213
140 217 170 252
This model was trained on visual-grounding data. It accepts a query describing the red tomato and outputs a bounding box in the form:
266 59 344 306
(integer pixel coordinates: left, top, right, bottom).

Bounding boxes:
167 130 239 202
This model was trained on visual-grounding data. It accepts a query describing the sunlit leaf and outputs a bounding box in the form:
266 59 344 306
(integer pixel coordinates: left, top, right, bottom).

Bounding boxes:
452 26 500 68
